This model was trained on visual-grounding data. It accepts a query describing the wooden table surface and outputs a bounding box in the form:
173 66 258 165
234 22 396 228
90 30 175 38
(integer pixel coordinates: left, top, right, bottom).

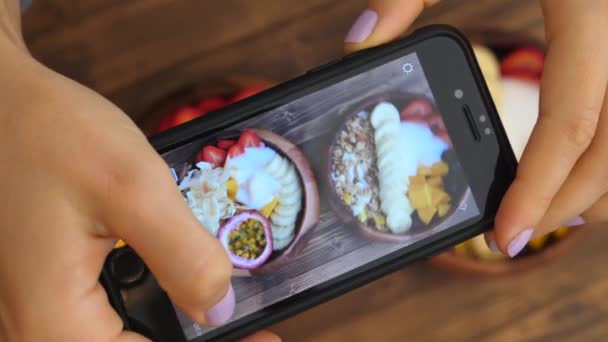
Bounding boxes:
21 1 608 341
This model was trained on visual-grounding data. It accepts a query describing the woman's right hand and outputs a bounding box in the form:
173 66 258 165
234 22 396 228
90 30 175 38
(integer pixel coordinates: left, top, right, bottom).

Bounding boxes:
0 6 253 340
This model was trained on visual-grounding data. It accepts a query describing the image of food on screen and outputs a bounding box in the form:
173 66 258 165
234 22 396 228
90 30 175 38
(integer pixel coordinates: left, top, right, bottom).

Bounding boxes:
177 128 319 270
329 94 468 238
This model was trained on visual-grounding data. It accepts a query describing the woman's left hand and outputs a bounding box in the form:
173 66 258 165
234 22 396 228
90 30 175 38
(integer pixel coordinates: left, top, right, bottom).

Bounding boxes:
344 0 608 257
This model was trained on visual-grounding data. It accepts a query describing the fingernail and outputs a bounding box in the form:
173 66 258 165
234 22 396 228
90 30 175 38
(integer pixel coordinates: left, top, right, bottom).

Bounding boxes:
345 9 378 43
205 284 235 326
507 228 533 258
488 240 500 252
565 216 585 227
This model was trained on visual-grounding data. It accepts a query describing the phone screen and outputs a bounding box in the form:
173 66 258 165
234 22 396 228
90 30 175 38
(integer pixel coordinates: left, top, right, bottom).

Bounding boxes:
161 52 480 340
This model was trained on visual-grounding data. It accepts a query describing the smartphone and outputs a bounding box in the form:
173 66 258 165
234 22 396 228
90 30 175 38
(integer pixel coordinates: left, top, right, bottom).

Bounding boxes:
101 24 517 342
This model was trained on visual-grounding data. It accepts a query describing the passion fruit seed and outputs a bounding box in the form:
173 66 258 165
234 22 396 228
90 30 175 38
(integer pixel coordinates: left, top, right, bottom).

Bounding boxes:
228 219 267 259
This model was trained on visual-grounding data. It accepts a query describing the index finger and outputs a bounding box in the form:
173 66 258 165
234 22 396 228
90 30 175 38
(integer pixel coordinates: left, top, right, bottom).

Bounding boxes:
494 28 608 255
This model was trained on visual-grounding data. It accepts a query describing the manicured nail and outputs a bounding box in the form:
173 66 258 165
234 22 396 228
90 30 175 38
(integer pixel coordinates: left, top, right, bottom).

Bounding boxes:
565 216 585 227
488 240 500 252
507 228 533 258
345 9 378 43
205 284 235 326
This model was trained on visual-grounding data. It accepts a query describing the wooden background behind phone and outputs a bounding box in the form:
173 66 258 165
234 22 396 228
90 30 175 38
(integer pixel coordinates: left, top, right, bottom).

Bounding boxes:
22 0 608 341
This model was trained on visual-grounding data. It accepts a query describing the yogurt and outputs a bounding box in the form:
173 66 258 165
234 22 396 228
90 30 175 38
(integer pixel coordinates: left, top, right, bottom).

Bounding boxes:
400 121 448 178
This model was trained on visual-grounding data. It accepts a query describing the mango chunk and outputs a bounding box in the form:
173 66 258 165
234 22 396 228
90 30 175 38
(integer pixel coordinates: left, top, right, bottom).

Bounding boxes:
225 177 239 200
428 176 443 187
431 188 449 207
409 185 430 209
409 174 426 185
418 207 437 225
407 161 454 226
431 161 449 176
437 203 451 217
260 198 279 218
374 214 386 228
418 165 433 176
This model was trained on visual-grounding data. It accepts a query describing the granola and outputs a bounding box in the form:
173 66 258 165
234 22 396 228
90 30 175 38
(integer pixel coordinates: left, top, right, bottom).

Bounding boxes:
331 111 388 231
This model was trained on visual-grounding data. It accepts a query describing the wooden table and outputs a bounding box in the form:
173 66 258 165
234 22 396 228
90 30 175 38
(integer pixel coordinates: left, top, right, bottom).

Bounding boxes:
22 1 608 341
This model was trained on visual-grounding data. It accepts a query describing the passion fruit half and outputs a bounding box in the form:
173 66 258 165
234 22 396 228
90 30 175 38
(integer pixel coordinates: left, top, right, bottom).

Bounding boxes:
218 210 273 270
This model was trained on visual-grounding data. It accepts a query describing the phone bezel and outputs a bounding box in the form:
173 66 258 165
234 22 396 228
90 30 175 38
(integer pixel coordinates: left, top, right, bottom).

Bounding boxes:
105 25 517 342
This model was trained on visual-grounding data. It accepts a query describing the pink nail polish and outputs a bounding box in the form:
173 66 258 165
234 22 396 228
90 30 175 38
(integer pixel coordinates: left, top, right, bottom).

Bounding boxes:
565 216 585 227
507 228 533 258
345 9 378 43
488 240 500 252
205 284 235 326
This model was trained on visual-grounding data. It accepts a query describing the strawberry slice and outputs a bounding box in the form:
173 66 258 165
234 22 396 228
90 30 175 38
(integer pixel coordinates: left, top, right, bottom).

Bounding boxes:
217 139 237 150
238 129 262 148
227 144 245 159
400 98 433 121
198 97 227 115
229 85 267 104
196 146 226 167
500 47 545 80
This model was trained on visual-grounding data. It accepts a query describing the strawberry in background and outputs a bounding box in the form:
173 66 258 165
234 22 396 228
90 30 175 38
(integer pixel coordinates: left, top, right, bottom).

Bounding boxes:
228 85 268 104
156 84 268 133
157 106 200 132
197 96 227 115
500 46 545 83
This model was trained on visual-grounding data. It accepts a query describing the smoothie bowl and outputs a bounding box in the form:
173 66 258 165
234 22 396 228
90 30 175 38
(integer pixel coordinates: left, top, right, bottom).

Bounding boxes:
177 128 320 276
327 92 470 243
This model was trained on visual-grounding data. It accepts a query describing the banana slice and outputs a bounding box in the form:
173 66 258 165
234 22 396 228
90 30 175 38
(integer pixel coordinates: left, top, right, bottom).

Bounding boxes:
264 155 282 173
274 204 300 217
281 190 302 206
278 159 291 179
265 155 286 176
263 154 303 248
271 223 296 240
270 210 298 226
273 231 295 251
279 182 301 197
281 165 300 184
371 102 413 233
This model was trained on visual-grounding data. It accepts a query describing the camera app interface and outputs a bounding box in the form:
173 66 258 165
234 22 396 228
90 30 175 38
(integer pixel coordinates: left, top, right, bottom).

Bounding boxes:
160 53 480 339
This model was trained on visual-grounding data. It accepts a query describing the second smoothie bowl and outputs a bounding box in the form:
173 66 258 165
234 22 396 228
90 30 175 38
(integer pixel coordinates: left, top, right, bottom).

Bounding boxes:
327 91 470 243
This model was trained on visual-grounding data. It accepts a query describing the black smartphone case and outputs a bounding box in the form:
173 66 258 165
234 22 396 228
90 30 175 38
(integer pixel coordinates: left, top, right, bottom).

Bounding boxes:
101 24 517 342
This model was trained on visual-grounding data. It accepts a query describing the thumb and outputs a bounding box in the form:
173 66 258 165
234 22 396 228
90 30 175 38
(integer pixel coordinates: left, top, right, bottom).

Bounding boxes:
100 151 234 327
344 0 440 52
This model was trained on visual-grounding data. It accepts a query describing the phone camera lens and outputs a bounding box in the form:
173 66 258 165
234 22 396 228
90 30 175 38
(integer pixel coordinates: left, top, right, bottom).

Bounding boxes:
479 115 486 122
484 127 492 135
454 89 464 99
110 248 147 288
